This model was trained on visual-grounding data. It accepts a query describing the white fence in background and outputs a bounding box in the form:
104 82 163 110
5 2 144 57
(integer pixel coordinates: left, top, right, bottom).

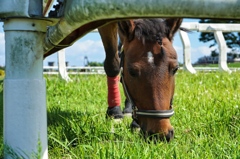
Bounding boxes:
180 23 240 74
44 66 105 75
43 66 240 74
52 23 240 81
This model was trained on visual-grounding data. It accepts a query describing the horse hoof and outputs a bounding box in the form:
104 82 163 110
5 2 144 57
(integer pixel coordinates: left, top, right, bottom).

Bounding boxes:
106 106 124 119
130 120 140 132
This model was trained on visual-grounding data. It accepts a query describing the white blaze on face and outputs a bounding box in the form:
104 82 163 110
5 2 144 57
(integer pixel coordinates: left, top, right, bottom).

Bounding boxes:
147 51 154 64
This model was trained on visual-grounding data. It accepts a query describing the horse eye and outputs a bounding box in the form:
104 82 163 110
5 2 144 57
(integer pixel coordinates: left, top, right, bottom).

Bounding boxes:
129 68 139 77
127 64 140 77
172 66 179 75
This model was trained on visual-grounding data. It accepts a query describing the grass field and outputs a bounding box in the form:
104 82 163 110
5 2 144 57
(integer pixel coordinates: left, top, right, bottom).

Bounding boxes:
0 71 240 158
193 62 240 68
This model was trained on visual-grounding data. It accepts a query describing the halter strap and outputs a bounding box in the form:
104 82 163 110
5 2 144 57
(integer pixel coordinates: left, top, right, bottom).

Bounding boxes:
136 109 174 118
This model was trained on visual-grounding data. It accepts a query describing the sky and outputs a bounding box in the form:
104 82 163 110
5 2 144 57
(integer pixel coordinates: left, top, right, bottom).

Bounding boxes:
0 19 223 67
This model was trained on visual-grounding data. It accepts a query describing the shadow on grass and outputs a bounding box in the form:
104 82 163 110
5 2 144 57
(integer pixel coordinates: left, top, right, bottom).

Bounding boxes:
47 107 90 133
47 107 104 147
47 106 136 150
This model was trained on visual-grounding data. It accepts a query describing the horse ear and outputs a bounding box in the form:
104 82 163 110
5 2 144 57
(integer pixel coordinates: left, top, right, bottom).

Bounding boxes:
164 18 183 41
118 20 135 42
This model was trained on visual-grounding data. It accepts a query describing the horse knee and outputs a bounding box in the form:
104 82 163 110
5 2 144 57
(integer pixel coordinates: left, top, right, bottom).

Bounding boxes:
104 60 120 77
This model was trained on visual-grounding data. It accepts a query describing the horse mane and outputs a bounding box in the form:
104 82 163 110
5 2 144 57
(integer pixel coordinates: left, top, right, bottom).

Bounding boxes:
133 18 167 44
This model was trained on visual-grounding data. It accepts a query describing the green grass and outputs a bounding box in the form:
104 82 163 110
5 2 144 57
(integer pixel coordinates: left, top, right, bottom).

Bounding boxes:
193 62 240 67
1 72 240 158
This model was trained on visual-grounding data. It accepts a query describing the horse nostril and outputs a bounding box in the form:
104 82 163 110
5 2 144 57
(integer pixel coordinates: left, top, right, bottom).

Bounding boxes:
165 129 174 142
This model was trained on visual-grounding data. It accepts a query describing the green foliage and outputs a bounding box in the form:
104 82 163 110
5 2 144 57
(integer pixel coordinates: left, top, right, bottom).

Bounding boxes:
87 61 104 66
0 70 5 78
0 73 239 158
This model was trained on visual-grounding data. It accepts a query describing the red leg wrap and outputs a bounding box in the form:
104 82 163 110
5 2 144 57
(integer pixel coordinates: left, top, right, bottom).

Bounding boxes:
107 76 121 107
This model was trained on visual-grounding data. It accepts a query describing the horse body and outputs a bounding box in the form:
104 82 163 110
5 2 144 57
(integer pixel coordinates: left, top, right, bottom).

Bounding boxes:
99 18 182 141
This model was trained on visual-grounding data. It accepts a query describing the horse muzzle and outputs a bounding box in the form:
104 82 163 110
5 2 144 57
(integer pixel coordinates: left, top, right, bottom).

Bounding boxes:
142 127 174 142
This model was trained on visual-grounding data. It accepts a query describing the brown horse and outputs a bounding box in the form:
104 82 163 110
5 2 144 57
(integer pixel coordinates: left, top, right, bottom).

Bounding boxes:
98 18 182 142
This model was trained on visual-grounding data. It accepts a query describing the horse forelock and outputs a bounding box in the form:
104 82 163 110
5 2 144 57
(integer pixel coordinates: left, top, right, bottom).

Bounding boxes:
133 19 167 44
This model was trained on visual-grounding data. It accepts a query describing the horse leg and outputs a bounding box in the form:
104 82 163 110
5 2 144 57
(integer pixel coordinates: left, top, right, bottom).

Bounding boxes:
98 22 123 120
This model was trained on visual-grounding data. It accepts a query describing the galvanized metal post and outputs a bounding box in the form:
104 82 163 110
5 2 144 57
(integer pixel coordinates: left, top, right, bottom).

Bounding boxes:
4 18 48 158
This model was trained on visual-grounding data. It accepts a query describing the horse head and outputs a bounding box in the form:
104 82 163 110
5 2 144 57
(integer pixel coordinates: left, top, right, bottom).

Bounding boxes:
118 18 182 142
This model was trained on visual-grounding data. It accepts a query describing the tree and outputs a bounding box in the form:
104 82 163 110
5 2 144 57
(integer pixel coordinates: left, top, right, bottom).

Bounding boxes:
0 66 4 70
211 49 218 57
87 61 104 66
199 19 240 50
